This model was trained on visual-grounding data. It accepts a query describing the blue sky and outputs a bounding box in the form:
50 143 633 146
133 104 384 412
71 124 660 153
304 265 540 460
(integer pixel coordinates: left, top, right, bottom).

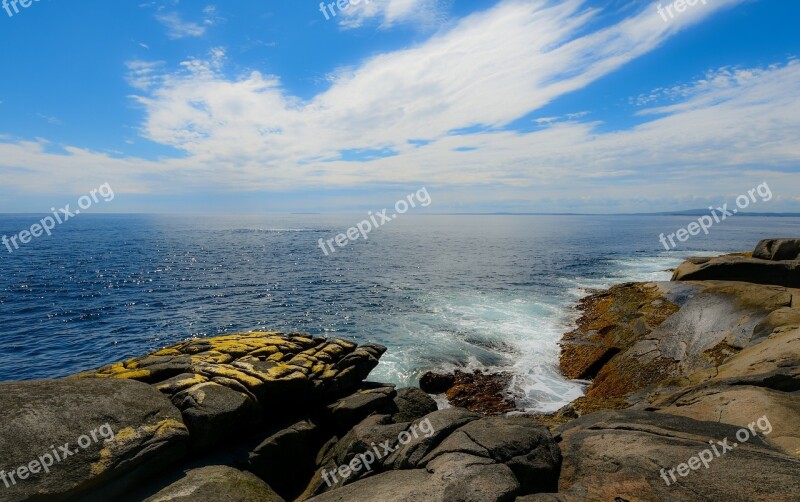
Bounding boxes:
0 0 798 213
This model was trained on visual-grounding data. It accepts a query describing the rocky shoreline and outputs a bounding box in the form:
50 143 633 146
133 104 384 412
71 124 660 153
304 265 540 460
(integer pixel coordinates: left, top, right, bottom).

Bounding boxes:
2 239 799 501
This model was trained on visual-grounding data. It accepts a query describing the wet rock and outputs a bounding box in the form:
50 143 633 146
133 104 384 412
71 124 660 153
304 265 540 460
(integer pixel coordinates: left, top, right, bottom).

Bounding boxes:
445 370 517 415
0 378 189 502
567 282 794 409
142 465 284 502
559 282 682 381
419 371 455 393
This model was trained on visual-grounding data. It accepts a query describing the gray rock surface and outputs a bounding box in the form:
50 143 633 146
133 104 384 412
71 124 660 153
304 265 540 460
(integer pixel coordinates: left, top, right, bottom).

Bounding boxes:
249 420 322 499
306 411 562 502
142 465 284 502
172 381 260 451
384 408 481 469
0 378 189 502
324 384 397 433
391 387 438 423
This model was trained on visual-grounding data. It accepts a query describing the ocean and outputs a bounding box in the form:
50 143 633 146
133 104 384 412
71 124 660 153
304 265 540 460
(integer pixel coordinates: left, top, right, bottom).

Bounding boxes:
1 213 797 412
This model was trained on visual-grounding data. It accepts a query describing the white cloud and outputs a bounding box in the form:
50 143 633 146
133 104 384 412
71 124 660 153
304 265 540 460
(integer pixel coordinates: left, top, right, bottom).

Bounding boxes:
4 0 799 213
155 12 207 39
336 0 447 29
125 60 166 91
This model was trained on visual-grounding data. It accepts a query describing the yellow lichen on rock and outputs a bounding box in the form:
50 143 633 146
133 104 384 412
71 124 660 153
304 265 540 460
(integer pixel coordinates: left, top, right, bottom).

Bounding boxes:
110 369 151 380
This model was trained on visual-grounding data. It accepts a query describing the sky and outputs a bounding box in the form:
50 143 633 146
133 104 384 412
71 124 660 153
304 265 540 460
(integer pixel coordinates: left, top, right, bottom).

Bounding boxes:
0 0 798 213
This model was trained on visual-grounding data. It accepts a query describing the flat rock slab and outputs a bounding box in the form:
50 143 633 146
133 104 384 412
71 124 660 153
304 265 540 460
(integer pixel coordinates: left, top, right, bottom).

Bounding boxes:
555 410 800 502
0 378 189 502
651 382 800 457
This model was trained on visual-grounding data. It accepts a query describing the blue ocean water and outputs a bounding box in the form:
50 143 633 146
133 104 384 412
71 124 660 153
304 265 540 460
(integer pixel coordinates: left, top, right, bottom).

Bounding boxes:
1 214 797 412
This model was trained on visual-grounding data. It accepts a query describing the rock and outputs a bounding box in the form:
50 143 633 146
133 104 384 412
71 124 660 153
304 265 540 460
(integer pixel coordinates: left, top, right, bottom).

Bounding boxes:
555 410 800 501
248 420 322 500
419 371 455 394
649 381 800 457
304 469 434 502
307 454 521 502
559 282 682 381
307 413 562 502
391 387 438 423
752 307 800 341
0 378 189 502
672 254 800 287
300 415 411 499
323 384 397 433
753 238 800 261
321 415 409 470
515 495 564 502
73 333 385 449
576 282 792 407
690 326 800 387
445 370 517 415
384 408 481 469
172 381 260 451
420 416 561 493
142 465 284 502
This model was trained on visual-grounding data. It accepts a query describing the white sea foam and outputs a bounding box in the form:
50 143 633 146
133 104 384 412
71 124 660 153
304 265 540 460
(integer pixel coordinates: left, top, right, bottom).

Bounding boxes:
370 252 708 413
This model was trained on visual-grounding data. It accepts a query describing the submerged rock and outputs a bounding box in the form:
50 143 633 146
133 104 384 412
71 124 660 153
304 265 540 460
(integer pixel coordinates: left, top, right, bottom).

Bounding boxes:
419 369 517 415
